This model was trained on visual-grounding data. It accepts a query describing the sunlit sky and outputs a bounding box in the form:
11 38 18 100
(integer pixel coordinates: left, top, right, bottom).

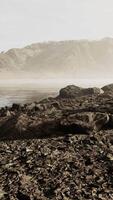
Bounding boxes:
0 0 113 51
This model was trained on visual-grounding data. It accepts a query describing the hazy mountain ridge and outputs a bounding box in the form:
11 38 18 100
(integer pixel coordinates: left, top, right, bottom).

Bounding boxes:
0 38 113 78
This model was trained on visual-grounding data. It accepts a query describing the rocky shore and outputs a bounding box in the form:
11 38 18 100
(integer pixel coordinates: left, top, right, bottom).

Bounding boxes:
1 84 113 199
0 84 113 140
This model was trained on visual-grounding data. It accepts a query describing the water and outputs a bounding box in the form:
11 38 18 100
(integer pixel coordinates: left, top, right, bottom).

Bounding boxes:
0 78 112 107
0 88 58 107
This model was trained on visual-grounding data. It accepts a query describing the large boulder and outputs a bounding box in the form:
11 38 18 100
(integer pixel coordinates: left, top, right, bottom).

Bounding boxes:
59 85 103 98
60 112 109 133
59 85 82 98
102 83 113 93
60 112 94 133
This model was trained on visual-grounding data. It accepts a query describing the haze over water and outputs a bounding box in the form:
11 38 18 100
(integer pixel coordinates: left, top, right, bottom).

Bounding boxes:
0 78 112 107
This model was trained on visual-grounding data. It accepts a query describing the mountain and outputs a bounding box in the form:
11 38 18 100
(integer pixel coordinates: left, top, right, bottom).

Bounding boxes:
1 38 113 79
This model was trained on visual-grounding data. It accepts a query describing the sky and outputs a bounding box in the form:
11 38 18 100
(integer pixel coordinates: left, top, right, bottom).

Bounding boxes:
0 0 113 51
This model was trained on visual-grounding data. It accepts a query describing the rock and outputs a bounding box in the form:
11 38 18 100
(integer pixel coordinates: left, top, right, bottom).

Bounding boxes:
59 85 82 98
1 129 113 199
60 112 94 133
15 114 30 133
102 83 113 93
1 84 113 140
51 102 61 109
81 87 103 96
60 112 109 133
26 103 36 111
107 114 113 127
93 113 109 131
59 85 103 98
0 115 17 139
16 191 30 200
11 103 21 111
0 189 6 199
36 103 47 111
6 110 11 117
97 92 113 99
2 84 113 199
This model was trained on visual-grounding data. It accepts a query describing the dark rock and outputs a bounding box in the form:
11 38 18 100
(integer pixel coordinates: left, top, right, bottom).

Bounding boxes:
16 191 30 200
60 112 94 133
59 85 103 98
1 85 113 199
107 114 113 128
1 84 113 140
59 85 82 98
81 87 103 96
60 112 109 133
26 103 36 111
102 83 113 93
15 114 30 133
11 103 21 111
1 129 113 199
93 113 109 131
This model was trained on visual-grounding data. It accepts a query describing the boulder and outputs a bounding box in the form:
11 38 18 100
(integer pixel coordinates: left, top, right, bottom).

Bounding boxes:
59 85 103 98
59 85 82 98
15 114 30 133
102 83 113 93
26 103 36 111
60 112 94 133
11 103 21 111
107 114 113 128
60 112 109 133
93 113 109 131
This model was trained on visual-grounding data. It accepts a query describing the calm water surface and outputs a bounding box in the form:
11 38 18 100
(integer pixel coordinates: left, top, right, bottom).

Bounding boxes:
0 78 112 107
0 88 58 107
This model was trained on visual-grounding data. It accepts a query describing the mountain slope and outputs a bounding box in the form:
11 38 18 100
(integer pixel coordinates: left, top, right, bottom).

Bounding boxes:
0 38 113 78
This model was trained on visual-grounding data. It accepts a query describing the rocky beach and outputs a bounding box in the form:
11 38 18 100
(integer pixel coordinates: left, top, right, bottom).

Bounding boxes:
1 84 113 199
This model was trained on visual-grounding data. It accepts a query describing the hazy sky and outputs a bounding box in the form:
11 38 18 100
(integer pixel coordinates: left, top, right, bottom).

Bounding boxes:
0 0 113 51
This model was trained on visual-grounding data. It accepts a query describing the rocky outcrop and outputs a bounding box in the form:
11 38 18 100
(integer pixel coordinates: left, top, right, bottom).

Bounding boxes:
60 112 109 133
59 85 82 98
0 84 113 140
1 85 113 200
59 85 103 98
102 83 113 94
81 87 103 96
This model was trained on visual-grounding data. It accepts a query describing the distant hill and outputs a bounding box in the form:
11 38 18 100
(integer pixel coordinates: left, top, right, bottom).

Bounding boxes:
0 38 113 79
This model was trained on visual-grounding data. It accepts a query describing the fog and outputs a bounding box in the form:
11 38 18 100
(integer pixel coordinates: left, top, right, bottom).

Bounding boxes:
0 78 112 89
